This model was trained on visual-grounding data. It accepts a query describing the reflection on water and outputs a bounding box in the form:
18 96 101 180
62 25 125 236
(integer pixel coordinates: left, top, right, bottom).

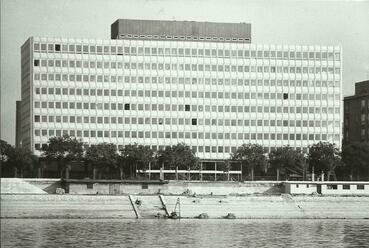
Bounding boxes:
1 219 369 248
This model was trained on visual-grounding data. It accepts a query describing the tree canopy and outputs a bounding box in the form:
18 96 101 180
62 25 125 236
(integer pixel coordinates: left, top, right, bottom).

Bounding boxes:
342 142 369 180
41 135 84 163
1 139 37 177
158 143 199 170
269 146 307 179
231 144 267 170
85 143 118 170
308 142 342 180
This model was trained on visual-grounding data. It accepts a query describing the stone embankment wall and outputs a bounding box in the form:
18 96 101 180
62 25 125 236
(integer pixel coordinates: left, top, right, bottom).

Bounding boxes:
1 194 135 219
2 194 369 219
67 181 284 195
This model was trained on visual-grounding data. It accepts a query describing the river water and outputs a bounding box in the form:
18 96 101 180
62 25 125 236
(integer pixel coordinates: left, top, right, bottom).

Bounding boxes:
1 219 369 247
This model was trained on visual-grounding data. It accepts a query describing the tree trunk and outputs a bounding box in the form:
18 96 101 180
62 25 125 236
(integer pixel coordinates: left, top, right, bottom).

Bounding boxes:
175 166 178 181
65 165 70 179
251 167 254 181
120 167 124 180
93 167 97 179
14 167 18 178
277 168 280 181
37 167 42 178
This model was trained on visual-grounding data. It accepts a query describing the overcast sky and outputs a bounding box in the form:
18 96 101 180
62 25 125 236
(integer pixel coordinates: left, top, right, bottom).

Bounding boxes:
1 0 369 145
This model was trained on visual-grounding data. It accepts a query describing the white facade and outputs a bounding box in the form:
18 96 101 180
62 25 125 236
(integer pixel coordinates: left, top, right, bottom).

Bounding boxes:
20 37 342 159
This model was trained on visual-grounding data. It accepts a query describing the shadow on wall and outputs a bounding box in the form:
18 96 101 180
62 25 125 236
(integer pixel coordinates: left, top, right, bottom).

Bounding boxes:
42 181 62 194
262 183 284 195
26 180 62 194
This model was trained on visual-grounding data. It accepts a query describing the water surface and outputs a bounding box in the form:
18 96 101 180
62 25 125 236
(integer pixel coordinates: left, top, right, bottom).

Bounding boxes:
1 219 369 247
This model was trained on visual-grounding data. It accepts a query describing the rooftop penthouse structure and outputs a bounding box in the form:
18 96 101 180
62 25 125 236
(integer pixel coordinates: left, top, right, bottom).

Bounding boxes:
17 19 342 160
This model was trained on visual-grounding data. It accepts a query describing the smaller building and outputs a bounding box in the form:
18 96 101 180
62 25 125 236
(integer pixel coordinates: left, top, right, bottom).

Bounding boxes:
343 80 369 143
284 181 369 195
284 181 318 195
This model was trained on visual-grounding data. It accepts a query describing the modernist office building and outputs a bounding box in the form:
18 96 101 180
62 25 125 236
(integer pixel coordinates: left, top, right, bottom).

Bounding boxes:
18 19 342 160
343 80 369 144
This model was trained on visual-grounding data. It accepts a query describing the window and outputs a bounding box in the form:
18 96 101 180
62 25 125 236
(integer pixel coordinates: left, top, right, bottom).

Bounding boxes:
327 184 338 190
357 185 365 190
55 44 61 51
192 119 197 125
343 185 350 190
185 105 190 111
124 104 130 110
283 93 288 100
34 60 40 66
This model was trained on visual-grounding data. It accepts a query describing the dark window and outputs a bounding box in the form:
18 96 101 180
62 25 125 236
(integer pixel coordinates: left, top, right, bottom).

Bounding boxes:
35 115 40 122
192 119 197 125
124 104 130 110
86 183 93 189
283 93 288 100
34 60 40 66
55 44 61 51
296 184 299 188
343 185 350 190
35 144 41 150
327 184 337 190
357 185 365 190
185 105 190 111
142 184 148 189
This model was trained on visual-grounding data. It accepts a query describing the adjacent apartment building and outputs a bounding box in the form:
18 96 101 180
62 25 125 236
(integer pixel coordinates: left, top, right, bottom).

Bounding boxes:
17 19 342 160
343 80 369 144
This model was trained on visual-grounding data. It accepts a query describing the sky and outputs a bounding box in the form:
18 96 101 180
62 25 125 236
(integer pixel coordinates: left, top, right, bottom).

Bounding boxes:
1 0 369 145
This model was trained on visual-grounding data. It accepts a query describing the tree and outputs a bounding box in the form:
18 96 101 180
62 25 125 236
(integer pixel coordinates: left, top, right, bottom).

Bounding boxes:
0 139 12 163
342 142 369 180
42 135 83 179
136 145 155 175
85 143 118 179
308 142 343 181
231 143 267 181
7 146 38 178
158 143 199 180
0 140 38 178
269 146 307 180
119 144 154 179
1 139 14 177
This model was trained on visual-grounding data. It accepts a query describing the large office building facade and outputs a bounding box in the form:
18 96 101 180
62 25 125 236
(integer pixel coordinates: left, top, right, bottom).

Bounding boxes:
18 20 342 159
343 80 369 144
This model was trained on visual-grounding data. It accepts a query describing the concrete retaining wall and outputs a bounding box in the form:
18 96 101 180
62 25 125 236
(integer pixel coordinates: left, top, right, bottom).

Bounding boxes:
1 194 135 219
67 181 284 195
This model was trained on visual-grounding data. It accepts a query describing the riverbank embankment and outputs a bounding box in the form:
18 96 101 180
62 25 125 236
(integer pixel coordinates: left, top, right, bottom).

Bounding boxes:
2 194 369 219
